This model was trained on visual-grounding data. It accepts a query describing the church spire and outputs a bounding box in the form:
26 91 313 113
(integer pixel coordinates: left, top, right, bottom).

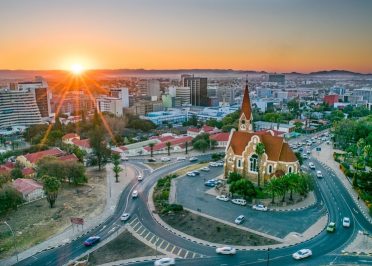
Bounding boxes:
240 77 252 120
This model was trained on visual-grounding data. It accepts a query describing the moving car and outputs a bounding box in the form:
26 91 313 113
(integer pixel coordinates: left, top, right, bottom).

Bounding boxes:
132 190 138 198
161 157 171 162
216 246 236 255
209 162 218 167
201 167 210 172
327 222 336 232
231 198 247 206
342 217 351 228
316 170 323 178
137 175 143 181
292 249 312 260
216 195 229 202
120 213 130 221
187 171 196 177
235 215 245 224
121 156 129 161
309 162 316 169
176 157 186 161
302 153 308 159
83 236 100 246
204 180 216 187
189 157 198 162
252 204 268 211
154 257 175 266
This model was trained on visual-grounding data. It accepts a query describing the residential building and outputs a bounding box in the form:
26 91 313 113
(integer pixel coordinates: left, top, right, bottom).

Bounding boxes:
224 82 299 182
62 133 92 153
324 94 339 106
183 76 208 106
17 147 65 168
0 88 43 129
96 96 123 116
353 88 372 103
12 178 44 202
143 135 193 155
254 121 295 133
209 132 230 148
187 125 220 138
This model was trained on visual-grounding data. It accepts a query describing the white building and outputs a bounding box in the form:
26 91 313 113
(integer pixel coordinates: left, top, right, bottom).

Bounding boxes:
254 121 295 133
353 88 372 103
175 86 191 106
96 96 123 116
12 178 44 202
109 87 129 108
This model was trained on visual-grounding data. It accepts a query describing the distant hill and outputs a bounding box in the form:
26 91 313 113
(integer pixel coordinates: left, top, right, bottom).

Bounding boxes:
308 70 369 76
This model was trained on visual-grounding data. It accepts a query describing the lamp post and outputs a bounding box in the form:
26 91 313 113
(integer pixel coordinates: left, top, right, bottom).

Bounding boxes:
266 247 270 266
4 221 18 262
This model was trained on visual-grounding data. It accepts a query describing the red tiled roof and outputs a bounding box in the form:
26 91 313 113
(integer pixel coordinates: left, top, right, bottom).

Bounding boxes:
72 139 91 149
201 125 215 132
62 133 80 141
210 132 230 142
12 178 43 195
22 168 35 176
187 127 200 133
58 154 79 162
158 136 175 142
118 146 128 151
228 131 297 162
24 148 65 164
144 136 193 152
255 129 286 137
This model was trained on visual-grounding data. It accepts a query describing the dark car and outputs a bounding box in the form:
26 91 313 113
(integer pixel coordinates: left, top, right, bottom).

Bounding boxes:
204 181 216 187
84 236 101 246
148 158 157 162
193 171 200 175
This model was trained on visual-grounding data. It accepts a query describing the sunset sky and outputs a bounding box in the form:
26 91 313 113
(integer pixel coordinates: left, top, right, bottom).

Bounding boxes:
1 0 372 73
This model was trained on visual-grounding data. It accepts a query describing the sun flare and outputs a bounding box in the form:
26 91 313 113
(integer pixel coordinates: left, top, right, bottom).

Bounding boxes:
70 64 84 75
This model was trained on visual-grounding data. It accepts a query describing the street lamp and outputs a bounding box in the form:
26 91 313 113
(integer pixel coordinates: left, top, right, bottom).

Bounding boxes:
4 221 18 262
266 247 270 266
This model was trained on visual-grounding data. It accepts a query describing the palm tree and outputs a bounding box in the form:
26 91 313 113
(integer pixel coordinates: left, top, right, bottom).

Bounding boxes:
255 143 266 188
149 143 155 157
166 142 171 156
264 178 281 204
185 141 189 154
278 176 289 202
286 173 300 201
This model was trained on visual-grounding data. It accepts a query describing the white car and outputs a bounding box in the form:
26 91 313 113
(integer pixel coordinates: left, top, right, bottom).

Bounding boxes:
231 199 247 206
132 190 138 198
201 167 210 172
216 246 236 255
252 204 268 211
161 157 171 162
154 257 175 266
302 154 308 159
121 156 129 161
216 195 229 202
186 171 196 177
316 170 323 178
308 162 315 169
137 175 143 181
209 162 218 167
292 249 312 260
176 157 186 161
343 217 351 227
120 213 130 221
235 215 245 224
189 157 198 162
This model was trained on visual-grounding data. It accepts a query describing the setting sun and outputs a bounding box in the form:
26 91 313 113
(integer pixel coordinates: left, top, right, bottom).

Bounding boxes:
70 64 84 75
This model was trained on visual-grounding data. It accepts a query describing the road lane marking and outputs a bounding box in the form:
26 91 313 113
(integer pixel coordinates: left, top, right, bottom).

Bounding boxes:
184 251 189 258
171 245 176 253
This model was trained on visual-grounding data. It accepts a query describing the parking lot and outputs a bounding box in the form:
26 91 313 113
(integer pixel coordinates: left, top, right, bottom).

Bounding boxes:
175 164 325 239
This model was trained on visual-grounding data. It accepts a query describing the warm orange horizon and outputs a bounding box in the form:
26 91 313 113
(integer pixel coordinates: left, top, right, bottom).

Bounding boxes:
1 0 372 73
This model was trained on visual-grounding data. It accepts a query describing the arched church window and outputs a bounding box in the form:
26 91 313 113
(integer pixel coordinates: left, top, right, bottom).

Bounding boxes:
250 154 258 172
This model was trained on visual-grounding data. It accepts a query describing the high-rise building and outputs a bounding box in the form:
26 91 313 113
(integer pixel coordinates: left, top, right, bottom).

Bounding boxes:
138 79 161 98
17 76 51 117
0 88 43 129
183 76 208 106
268 74 285 84
51 90 95 114
109 87 129 108
353 88 372 103
96 96 123 117
175 86 191 106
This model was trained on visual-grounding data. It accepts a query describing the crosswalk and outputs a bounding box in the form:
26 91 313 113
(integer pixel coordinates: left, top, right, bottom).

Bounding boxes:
127 217 205 259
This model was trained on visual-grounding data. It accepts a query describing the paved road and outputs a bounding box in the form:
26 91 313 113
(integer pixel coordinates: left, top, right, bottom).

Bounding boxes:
14 137 372 266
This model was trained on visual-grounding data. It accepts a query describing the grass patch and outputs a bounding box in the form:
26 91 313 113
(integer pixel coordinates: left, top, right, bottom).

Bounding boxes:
0 168 106 259
160 210 279 246
88 231 161 265
173 162 209 177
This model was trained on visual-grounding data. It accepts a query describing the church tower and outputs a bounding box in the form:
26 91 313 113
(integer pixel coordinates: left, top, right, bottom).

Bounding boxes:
238 79 253 132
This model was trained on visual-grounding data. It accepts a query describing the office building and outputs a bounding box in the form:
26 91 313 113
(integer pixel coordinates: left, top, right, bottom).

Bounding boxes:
140 110 187 126
51 90 95 115
138 79 161 98
183 76 208 106
96 96 123 117
0 88 43 129
109 87 129 108
268 74 285 84
353 88 372 103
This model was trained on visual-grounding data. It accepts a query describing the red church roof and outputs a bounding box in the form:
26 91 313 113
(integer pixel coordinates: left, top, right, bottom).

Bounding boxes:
240 82 252 119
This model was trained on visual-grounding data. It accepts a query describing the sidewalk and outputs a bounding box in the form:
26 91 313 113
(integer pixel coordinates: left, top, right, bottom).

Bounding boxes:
1 163 137 266
312 143 372 224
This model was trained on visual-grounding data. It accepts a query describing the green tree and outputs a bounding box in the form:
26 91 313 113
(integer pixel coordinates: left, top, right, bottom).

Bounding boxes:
149 143 155 157
295 152 304 165
193 139 209 152
255 143 266 187
0 173 11 188
229 179 256 199
166 142 172 156
112 153 122 183
277 176 289 202
185 141 189 154
294 121 303 132
10 164 24 180
264 178 281 203
227 172 243 184
42 175 61 208
286 173 300 201
210 139 217 150
89 127 110 171
0 185 23 214
66 161 87 185
37 156 67 181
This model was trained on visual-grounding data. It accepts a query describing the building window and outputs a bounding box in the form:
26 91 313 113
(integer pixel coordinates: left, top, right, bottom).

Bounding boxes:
237 159 242 168
288 166 293 173
249 154 258 172
268 165 273 174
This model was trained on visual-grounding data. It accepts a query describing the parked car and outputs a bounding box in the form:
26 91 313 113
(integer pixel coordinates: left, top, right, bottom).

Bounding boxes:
120 213 130 221
83 236 100 246
327 222 336 232
137 175 143 181
161 157 171 162
204 180 216 187
193 170 200 175
235 215 245 224
302 154 308 159
231 198 247 206
209 162 218 167
148 158 157 162
342 217 351 228
154 257 175 266
316 170 323 178
216 246 236 255
309 162 316 169
216 195 229 201
121 156 129 161
189 157 198 162
292 249 312 260
187 171 196 177
201 167 210 172
132 190 139 198
252 204 268 211
176 157 186 161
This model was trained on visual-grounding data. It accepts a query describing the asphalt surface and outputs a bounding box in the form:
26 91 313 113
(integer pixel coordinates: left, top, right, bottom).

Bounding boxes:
14 133 372 266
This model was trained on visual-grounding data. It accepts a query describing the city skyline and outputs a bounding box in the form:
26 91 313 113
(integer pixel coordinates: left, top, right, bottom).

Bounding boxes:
1 0 372 73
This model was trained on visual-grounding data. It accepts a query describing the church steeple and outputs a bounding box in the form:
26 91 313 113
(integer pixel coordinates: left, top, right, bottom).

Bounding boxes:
238 78 253 132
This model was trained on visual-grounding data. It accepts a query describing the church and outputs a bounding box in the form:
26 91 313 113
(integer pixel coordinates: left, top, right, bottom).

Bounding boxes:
224 82 299 183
